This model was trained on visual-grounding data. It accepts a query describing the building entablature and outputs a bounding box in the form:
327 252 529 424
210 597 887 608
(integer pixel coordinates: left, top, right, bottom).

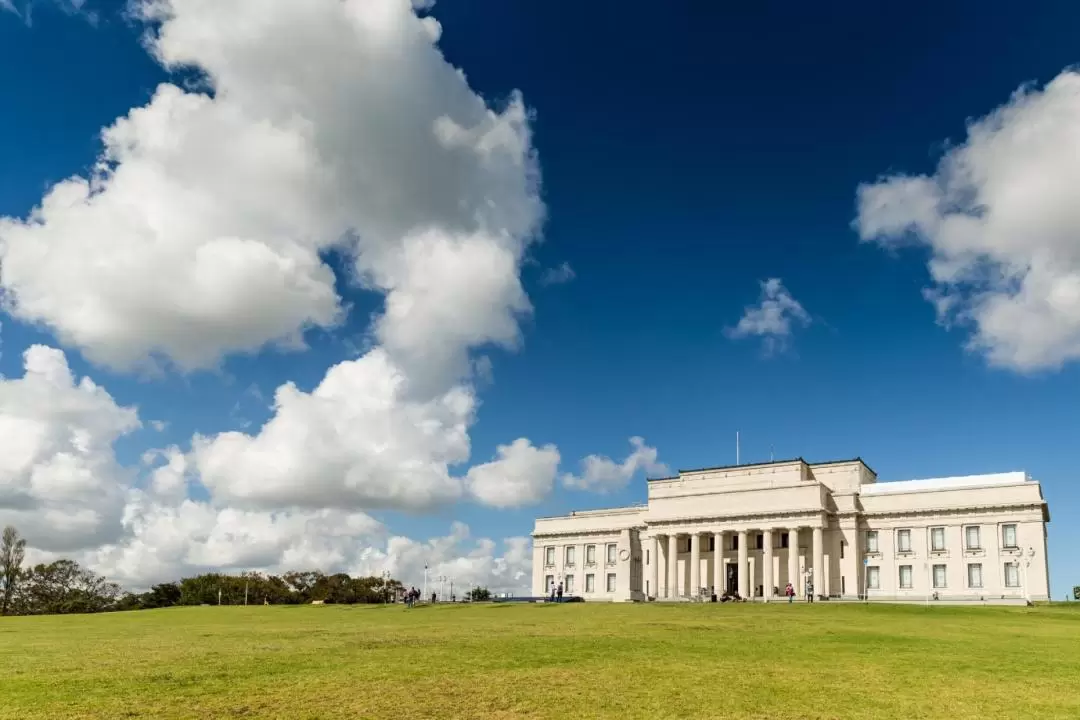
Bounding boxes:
642 510 827 536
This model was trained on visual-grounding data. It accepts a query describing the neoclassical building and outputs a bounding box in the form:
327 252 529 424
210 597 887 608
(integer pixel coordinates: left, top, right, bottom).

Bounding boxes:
531 458 1050 603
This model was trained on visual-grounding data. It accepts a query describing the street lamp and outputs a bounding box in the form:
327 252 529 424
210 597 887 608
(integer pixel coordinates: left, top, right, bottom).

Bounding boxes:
1022 547 1035 604
381 570 391 604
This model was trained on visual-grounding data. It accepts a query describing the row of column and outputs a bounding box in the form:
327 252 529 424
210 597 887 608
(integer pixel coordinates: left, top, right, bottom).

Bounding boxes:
648 527 825 601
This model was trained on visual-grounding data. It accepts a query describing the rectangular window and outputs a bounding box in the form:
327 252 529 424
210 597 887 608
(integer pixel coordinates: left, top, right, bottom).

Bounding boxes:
545 575 554 592
840 540 846 560
780 534 789 549
684 537 692 553
1002 524 1018 549
586 545 596 564
645 549 650 565
731 535 739 551
708 536 715 552
899 565 913 589
897 529 912 553
755 534 764 550
932 564 947 588
585 574 595 592
967 563 982 589
606 573 616 593
867 566 880 590
866 531 879 553
1004 563 1020 588
565 575 575 593
545 547 555 566
606 544 617 565
931 527 946 552
565 546 575 565
965 526 981 550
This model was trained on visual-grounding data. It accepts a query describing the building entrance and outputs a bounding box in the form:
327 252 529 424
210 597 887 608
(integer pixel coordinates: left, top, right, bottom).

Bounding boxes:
725 564 738 596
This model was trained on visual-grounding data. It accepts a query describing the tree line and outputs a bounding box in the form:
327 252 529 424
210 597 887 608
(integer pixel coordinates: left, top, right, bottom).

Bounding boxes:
0 525 436 616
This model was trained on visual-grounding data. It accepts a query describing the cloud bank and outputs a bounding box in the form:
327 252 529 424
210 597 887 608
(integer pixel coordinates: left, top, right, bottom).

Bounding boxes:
857 71 1080 372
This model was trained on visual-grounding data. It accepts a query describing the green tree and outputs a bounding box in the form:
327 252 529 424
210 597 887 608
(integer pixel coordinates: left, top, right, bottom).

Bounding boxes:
12 559 120 615
1073 585 1079 601
141 582 182 609
0 525 27 615
468 587 491 601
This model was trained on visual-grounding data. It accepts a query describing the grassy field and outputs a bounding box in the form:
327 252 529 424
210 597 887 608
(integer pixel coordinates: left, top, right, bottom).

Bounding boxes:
2 602 1079 720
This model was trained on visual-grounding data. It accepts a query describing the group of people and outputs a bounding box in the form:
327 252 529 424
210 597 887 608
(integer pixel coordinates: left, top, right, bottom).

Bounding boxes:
403 587 432 608
548 582 564 602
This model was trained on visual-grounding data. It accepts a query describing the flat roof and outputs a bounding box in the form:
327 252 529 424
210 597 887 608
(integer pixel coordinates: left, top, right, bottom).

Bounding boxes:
648 456 876 481
860 472 1029 496
534 504 646 521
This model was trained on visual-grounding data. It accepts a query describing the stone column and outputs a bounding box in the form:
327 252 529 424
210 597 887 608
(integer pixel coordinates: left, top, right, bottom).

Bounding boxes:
667 533 678 599
649 535 660 600
813 526 824 600
690 533 701 599
713 531 723 596
788 528 799 596
763 528 774 602
737 530 749 598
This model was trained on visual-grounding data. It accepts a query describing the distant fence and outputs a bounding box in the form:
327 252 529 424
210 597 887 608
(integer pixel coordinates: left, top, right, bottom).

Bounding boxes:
491 596 584 604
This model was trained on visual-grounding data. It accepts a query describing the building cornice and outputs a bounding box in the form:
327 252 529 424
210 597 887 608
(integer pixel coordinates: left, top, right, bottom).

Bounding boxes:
858 501 1047 521
644 508 826 529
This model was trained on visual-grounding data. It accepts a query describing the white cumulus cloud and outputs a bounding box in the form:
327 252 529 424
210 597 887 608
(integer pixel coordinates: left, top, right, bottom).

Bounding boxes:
192 348 472 512
0 0 540 380
725 278 811 355
0 345 140 552
465 438 561 508
856 70 1080 372
562 437 668 493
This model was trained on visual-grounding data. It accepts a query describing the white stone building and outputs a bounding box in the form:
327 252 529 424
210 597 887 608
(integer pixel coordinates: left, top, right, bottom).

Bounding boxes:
531 458 1050 603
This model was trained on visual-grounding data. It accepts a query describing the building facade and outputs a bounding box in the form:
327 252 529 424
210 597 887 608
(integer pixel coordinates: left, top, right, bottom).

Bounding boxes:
531 458 1050 603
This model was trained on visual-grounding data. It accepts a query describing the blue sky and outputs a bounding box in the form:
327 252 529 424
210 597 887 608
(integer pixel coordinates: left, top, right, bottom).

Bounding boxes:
1 0 1079 597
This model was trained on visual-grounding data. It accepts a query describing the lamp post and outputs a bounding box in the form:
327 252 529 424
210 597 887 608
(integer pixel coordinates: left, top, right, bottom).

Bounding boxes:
1023 547 1035 604
381 570 391 604
423 564 428 602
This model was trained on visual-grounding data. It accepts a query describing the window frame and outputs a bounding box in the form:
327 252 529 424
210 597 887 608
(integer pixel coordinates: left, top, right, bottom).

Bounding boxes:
1004 562 1020 588
967 563 982 589
544 546 555 566
606 543 617 565
897 529 912 553
865 530 879 554
899 564 913 589
565 574 575 594
1002 524 1018 549
585 573 595 593
930 526 946 552
932 563 947 589
866 565 880 590
585 544 596 565
565 546 575 566
606 573 616 593
965 526 981 551
545 575 554 592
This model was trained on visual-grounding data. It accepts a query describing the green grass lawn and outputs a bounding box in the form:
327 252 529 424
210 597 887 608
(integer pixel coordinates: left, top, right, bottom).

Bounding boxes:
2 602 1079 719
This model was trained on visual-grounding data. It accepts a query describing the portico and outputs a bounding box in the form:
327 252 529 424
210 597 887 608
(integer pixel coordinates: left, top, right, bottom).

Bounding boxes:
649 523 821 600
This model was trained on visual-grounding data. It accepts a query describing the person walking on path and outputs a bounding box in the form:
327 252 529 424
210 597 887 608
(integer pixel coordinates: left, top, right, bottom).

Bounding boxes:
785 582 794 603
556 582 564 603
